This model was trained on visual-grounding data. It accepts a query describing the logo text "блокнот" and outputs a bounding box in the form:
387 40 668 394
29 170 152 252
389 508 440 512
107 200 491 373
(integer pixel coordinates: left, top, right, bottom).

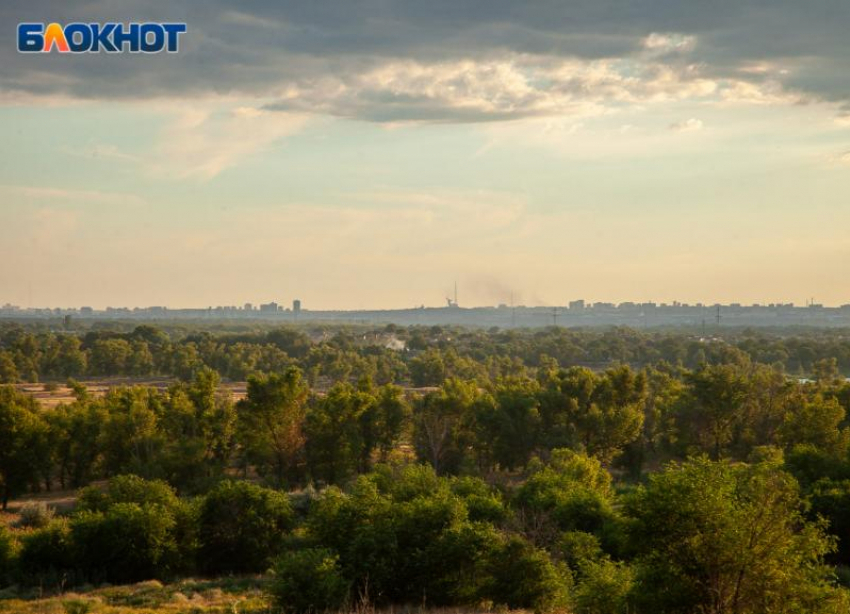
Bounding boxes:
17 22 187 53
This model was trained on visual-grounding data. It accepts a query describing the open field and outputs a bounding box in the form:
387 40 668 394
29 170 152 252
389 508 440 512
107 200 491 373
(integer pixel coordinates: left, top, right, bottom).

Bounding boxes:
13 379 249 409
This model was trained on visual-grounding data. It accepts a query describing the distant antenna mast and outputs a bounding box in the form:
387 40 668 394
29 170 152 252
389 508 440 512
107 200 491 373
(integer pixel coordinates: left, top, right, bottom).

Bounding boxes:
551 307 560 327
446 281 459 308
511 291 516 328
715 304 721 327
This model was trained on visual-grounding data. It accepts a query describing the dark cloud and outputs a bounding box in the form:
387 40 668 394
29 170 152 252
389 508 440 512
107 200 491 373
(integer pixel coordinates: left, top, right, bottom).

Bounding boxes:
2 0 849 121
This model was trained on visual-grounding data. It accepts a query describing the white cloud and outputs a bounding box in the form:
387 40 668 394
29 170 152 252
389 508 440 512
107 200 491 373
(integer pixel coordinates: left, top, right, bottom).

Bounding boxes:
264 55 799 123
643 32 697 53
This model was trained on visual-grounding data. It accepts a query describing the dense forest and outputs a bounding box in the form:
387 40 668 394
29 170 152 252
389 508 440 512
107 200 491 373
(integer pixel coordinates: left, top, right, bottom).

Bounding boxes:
3 322 850 613
2 321 850 385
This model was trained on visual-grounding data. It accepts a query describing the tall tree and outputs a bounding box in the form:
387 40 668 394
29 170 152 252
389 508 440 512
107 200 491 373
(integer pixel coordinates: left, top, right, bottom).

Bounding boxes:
238 367 309 486
0 386 48 509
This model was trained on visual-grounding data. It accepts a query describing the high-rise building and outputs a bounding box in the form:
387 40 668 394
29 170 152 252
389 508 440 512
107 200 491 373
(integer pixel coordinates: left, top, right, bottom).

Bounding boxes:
293 299 301 314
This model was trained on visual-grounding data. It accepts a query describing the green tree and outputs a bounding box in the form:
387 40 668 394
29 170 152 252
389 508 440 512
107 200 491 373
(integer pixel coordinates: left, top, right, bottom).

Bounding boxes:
237 367 309 486
0 386 48 508
681 364 750 460
477 376 541 470
373 384 411 461
413 379 483 474
305 382 373 484
626 457 847 614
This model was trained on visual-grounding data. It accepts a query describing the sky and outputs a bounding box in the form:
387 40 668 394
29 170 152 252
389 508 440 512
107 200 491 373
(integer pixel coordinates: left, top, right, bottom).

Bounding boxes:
1 1 850 310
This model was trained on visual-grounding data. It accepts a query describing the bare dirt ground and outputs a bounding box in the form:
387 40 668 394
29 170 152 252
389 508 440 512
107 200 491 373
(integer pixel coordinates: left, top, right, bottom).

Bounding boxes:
14 378 248 409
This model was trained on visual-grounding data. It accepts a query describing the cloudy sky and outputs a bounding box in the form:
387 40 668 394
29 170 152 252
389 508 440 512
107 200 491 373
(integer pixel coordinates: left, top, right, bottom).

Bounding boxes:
2 1 850 309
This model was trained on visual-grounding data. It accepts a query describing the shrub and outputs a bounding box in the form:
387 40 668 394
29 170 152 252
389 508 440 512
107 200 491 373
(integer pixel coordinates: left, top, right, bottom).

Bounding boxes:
71 503 178 583
558 531 603 571
77 475 179 513
571 558 633 614
270 548 350 614
17 519 74 583
197 480 294 574
450 476 508 523
16 500 55 528
0 525 16 587
487 536 571 612
516 450 617 537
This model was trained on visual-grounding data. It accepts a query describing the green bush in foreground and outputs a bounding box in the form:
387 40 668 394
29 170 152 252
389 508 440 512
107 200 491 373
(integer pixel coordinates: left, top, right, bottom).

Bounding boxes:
270 547 350 614
0 525 16 587
17 519 74 583
197 480 294 574
72 503 179 584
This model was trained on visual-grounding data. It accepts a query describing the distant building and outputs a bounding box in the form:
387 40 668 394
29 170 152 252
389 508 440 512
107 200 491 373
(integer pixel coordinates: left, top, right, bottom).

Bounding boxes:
244 303 253 311
293 299 301 314
80 306 93 316
569 300 585 310
259 302 279 313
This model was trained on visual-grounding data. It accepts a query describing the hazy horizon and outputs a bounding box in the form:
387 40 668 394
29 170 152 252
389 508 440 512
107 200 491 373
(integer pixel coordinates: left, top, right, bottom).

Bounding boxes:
4 295 847 312
3 1 850 310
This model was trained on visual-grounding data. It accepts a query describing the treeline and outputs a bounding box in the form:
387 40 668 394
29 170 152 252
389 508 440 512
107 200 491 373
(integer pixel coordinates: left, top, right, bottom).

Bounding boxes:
3 360 850 499
2 322 850 384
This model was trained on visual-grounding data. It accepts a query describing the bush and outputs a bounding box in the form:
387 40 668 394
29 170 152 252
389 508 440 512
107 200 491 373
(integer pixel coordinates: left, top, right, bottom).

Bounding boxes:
487 536 571 612
17 519 75 584
16 500 55 529
77 475 179 513
571 557 633 614
558 531 603 571
0 525 16 587
270 548 350 614
71 503 178 583
516 450 616 536
197 480 294 574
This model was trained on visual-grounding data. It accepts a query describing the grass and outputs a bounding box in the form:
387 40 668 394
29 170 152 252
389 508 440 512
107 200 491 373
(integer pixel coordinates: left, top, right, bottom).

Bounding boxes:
0 579 515 614
0 577 272 614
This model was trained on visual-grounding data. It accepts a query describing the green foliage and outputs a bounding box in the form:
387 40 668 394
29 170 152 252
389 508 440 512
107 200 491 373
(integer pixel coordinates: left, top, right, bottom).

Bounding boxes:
626 457 846 614
477 376 542 470
238 367 309 487
538 366 646 464
516 449 616 538
305 382 373 484
78 474 180 513
71 503 179 583
0 386 48 509
808 478 850 565
270 548 350 614
571 558 633 614
0 525 16 587
304 464 568 610
17 519 74 584
197 480 294 574
487 536 571 612
413 379 485 474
